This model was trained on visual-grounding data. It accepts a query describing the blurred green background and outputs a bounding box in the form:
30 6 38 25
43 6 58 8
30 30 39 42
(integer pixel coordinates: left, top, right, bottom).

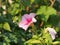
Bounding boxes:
0 0 60 45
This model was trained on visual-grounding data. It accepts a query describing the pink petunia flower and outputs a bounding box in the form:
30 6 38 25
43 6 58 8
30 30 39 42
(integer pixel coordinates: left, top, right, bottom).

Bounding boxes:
47 27 57 40
19 13 37 31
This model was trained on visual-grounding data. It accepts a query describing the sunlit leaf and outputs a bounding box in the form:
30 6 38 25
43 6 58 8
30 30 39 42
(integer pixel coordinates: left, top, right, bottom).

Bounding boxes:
25 39 41 44
37 6 56 15
3 22 11 31
31 0 35 4
36 6 56 21
52 41 60 45
12 16 18 23
32 35 38 39
8 3 20 15
3 43 6 45
42 28 52 44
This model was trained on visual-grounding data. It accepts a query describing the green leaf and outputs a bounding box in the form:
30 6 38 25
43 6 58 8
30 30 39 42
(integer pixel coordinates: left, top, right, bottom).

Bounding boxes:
3 43 6 45
25 39 41 44
22 0 31 7
52 41 60 45
0 23 3 29
31 0 35 4
42 28 52 44
8 3 20 15
37 6 56 15
4 36 11 43
12 16 18 23
36 6 56 21
9 34 17 43
3 22 11 31
32 35 38 39
48 15 60 26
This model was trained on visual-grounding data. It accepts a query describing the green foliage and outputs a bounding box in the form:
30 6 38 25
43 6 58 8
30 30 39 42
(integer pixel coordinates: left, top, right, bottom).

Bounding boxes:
42 28 52 45
25 28 53 45
3 22 11 31
8 3 20 15
36 6 56 22
0 0 60 45
52 41 60 45
37 6 56 15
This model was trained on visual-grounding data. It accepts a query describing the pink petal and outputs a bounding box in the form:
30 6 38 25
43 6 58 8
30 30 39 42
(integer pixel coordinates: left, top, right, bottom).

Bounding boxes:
32 18 37 22
47 27 57 40
29 13 36 18
19 13 37 30
23 14 32 19
19 21 28 30
22 14 29 21
51 34 56 40
22 13 36 21
19 20 32 30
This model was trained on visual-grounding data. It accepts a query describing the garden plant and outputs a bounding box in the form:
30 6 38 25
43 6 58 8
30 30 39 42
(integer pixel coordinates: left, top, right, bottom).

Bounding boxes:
0 0 60 45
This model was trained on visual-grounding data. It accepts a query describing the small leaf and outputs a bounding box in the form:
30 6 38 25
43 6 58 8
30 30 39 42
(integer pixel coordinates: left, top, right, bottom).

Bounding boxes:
36 6 56 21
3 43 6 45
37 6 56 15
31 0 35 4
52 41 60 45
3 22 11 31
25 39 41 44
12 16 18 23
0 23 3 29
32 35 38 39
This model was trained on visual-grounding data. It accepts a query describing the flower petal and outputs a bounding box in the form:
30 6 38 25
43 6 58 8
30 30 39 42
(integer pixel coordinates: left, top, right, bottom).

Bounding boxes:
51 34 56 40
22 14 29 21
19 21 28 30
23 14 32 19
29 13 36 18
47 27 57 40
32 18 37 22
19 13 37 30
19 20 32 30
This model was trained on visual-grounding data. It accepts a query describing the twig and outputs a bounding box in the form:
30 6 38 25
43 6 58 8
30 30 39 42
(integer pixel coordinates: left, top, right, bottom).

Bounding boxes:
26 6 30 12
50 0 56 7
30 23 35 35
40 21 44 27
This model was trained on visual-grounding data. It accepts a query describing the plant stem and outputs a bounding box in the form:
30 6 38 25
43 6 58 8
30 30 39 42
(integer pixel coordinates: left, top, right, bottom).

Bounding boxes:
30 23 37 35
40 21 44 27
50 0 56 7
